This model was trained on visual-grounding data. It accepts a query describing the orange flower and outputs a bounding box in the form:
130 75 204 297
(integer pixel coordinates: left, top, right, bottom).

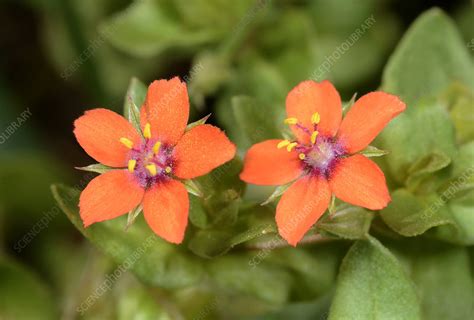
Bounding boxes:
74 77 236 244
240 80 406 246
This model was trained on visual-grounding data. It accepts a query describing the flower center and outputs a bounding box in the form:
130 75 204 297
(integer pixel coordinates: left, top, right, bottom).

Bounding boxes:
120 123 174 188
300 137 345 176
279 113 346 177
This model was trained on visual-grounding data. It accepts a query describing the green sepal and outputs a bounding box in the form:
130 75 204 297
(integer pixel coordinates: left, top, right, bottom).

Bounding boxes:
185 114 211 131
75 163 114 174
125 205 142 231
123 77 147 133
359 145 389 158
182 179 204 198
342 92 357 115
261 182 292 206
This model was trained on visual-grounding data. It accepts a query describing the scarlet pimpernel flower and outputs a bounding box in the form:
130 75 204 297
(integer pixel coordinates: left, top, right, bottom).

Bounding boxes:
240 80 406 246
74 77 236 244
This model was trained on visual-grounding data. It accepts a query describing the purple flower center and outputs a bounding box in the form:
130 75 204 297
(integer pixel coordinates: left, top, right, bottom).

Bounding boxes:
298 136 345 177
281 114 347 178
128 139 174 188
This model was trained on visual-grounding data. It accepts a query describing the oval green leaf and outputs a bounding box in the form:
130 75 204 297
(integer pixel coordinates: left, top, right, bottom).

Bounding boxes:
328 236 421 320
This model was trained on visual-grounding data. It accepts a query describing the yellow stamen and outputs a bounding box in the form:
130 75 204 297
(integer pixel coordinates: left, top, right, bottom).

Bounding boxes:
311 112 321 124
298 153 306 160
153 141 161 154
143 123 152 139
311 131 319 144
286 142 298 152
165 166 172 174
119 137 133 149
277 140 290 149
284 117 298 125
146 164 157 176
128 159 137 173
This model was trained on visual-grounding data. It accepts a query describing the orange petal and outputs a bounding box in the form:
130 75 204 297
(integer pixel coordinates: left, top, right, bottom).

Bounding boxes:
173 124 236 179
74 108 140 167
143 179 189 244
276 176 331 246
286 80 342 142
337 91 406 153
329 154 390 210
79 170 144 227
240 139 303 186
140 77 190 145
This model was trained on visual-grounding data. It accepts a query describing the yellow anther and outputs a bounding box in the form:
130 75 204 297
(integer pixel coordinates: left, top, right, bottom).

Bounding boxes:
311 131 319 144
119 137 133 149
284 117 298 125
311 112 321 124
128 159 137 173
277 140 290 149
143 123 152 139
153 141 161 154
286 142 298 152
146 164 157 176
165 166 172 174
298 153 306 160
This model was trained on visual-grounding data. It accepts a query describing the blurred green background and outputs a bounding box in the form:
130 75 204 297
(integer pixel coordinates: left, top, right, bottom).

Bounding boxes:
0 0 473 319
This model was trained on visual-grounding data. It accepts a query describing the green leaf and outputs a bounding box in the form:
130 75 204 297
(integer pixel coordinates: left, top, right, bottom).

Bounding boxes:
383 143 473 243
172 0 255 31
123 77 147 133
405 151 451 192
442 83 474 144
266 244 344 299
317 204 374 240
216 58 288 141
231 95 282 150
188 194 208 229
234 54 289 106
359 145 389 158
382 8 474 107
197 158 245 195
208 254 292 305
381 189 455 237
51 184 204 289
431 144 474 245
432 197 474 245
328 236 421 320
76 163 114 174
0 257 57 320
254 294 332 320
390 242 474 320
188 230 237 258
188 51 232 108
195 158 246 225
188 204 276 258
377 99 457 184
445 141 474 188
101 0 220 57
115 275 173 320
450 92 474 144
